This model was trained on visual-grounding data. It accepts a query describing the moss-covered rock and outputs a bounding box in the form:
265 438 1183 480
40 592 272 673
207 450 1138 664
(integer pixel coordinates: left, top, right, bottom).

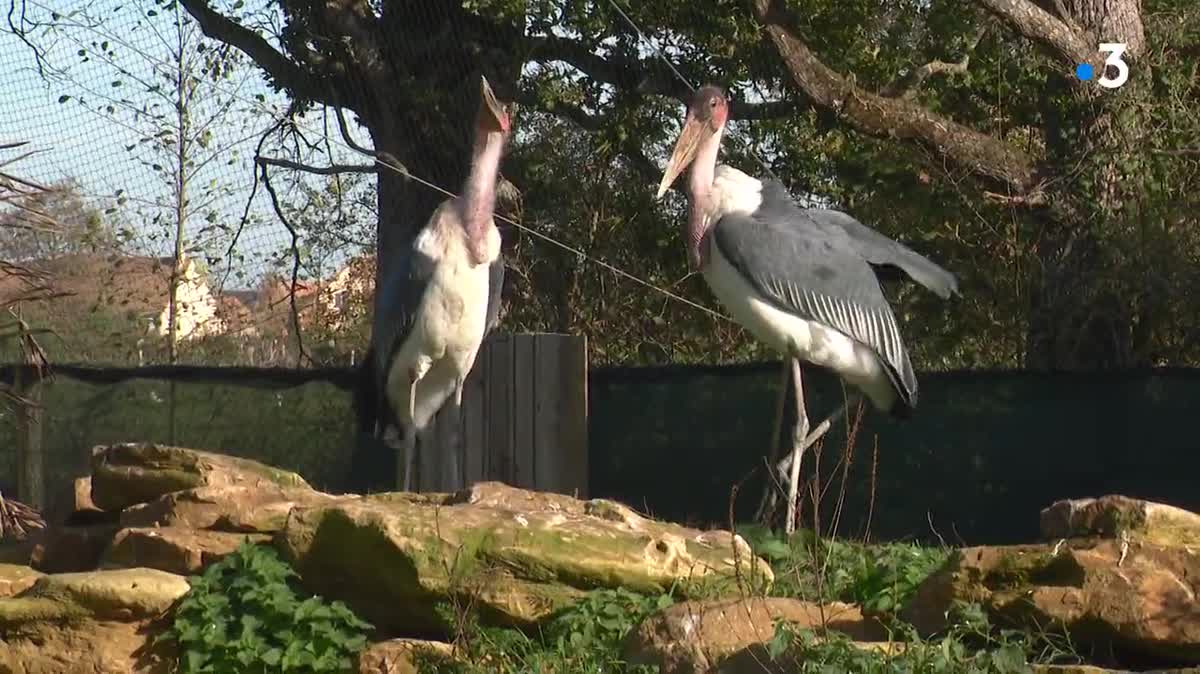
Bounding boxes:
904 540 1200 664
1041 495 1200 548
90 442 310 511
2 567 190 623
277 482 773 636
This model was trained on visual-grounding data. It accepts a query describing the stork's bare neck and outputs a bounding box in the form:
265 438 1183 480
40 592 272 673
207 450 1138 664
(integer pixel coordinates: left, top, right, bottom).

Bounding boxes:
685 126 724 269
460 126 507 246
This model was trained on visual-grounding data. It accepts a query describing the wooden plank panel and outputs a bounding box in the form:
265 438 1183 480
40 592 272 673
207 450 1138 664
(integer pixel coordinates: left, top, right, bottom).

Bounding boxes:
532 334 562 494
512 335 537 489
561 334 589 498
462 346 488 487
534 334 588 497
486 334 514 484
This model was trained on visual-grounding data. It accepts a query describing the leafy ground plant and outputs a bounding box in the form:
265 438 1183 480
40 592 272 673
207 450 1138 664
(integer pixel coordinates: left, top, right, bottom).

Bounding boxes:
743 525 950 616
766 601 1078 673
425 587 672 673
161 541 373 673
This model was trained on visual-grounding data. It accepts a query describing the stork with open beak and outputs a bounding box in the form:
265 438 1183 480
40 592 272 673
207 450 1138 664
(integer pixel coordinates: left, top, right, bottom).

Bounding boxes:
656 85 959 533
360 75 513 492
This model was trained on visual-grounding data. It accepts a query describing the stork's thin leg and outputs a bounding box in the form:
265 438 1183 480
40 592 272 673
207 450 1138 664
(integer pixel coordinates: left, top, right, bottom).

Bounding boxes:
399 428 417 492
775 394 861 477
755 360 793 523
785 358 809 536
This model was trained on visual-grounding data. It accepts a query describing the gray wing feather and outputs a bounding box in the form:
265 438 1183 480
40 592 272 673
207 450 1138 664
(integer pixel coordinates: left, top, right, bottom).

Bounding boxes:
484 256 504 335
759 181 958 299
713 204 919 407
371 242 436 395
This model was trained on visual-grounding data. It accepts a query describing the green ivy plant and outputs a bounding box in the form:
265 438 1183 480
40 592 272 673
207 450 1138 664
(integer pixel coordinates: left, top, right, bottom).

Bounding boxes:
161 542 373 673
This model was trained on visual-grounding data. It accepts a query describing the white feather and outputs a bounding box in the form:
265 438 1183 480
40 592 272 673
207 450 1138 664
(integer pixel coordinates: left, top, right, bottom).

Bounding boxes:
701 166 897 411
385 202 501 430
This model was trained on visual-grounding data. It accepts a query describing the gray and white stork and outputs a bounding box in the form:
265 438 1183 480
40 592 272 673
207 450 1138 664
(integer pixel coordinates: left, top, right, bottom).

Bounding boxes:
656 86 959 532
362 76 512 492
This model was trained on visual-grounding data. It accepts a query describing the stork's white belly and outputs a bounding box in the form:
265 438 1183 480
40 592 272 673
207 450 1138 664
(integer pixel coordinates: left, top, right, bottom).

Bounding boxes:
385 257 493 430
703 242 896 410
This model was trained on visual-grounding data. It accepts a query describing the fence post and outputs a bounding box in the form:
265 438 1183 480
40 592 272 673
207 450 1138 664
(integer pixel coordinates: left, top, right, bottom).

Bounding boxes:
13 364 46 511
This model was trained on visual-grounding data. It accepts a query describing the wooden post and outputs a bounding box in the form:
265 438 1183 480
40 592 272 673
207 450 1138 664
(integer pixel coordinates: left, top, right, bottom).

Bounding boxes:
14 364 45 511
418 333 588 496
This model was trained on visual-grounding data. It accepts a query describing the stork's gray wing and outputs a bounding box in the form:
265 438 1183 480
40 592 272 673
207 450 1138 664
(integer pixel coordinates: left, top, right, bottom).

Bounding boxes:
484 256 504 335
759 181 958 299
712 209 918 407
371 242 436 393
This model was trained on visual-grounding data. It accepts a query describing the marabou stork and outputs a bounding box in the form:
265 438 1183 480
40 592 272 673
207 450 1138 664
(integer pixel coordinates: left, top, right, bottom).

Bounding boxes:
358 76 512 492
656 86 959 533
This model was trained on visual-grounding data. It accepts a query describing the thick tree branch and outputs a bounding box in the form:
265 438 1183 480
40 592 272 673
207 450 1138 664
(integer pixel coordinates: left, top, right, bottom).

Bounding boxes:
178 0 326 103
973 0 1091 64
528 35 794 122
753 0 1039 194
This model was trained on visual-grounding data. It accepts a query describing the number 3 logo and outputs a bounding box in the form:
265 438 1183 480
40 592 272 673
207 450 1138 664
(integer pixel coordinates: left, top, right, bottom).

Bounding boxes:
1098 43 1129 89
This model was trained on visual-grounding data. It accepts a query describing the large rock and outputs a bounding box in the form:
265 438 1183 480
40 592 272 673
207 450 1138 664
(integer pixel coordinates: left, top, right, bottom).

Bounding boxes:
278 482 774 636
102 527 271 575
904 540 1200 664
120 484 347 533
0 567 186 673
90 442 310 511
1041 495 1200 548
0 618 172 673
0 563 41 597
1 567 190 623
358 639 457 673
623 597 896 674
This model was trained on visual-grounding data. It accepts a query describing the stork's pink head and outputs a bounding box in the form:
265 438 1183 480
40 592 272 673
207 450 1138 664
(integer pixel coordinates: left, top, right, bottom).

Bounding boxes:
476 75 513 135
656 86 729 199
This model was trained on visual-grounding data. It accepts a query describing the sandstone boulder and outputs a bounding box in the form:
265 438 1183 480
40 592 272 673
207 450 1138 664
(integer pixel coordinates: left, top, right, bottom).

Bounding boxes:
622 597 897 674
0 567 186 673
278 482 774 635
90 442 310 511
1041 495 1200 549
120 483 348 532
102 526 271 575
904 540 1200 664
0 563 41 597
358 638 457 673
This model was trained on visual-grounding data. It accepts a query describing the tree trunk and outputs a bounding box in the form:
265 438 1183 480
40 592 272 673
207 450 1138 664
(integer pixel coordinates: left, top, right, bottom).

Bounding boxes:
1024 0 1144 370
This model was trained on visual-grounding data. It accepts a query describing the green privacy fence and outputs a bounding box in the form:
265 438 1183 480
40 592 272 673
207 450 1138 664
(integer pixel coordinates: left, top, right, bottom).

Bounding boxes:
2 362 1197 546
587 363 1200 545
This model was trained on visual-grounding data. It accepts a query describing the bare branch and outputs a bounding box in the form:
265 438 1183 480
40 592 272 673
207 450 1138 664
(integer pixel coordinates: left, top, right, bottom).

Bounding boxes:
752 0 1039 193
256 156 378 175
882 25 989 99
331 105 407 176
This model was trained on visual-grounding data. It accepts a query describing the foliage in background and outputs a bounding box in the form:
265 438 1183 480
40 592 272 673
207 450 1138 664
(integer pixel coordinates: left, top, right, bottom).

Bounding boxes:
743 525 950 617
162 542 372 673
5 0 1200 370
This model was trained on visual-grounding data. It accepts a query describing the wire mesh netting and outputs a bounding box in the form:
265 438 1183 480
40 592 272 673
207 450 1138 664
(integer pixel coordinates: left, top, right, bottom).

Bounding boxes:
0 0 1197 549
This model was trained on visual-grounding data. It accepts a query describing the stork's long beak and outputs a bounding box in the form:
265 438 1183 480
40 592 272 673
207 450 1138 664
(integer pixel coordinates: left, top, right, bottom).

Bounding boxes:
479 75 510 133
656 115 705 200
